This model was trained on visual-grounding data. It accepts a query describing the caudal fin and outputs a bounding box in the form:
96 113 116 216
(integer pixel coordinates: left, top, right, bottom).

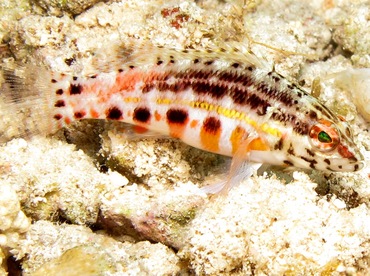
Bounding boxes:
0 64 59 143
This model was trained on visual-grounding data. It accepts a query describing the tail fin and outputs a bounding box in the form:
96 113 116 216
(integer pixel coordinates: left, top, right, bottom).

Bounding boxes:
0 64 59 143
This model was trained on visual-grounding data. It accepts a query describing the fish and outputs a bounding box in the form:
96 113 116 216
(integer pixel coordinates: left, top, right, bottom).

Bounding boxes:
0 42 364 192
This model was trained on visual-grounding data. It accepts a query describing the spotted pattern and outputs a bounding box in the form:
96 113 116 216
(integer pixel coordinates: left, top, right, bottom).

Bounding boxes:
274 138 284 151
69 84 83 95
200 116 222 152
137 68 314 131
202 116 221 134
74 111 85 119
166 109 188 124
306 149 315 157
300 156 318 169
54 114 62 120
56 89 64 95
166 109 189 138
106 106 123 120
54 100 65 107
43 45 363 174
133 107 151 123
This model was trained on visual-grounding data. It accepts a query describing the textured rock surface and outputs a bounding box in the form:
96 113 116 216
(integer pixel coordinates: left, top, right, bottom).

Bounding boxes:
180 172 370 274
32 0 105 16
327 3 370 67
0 180 30 275
16 221 182 275
1 0 370 275
0 137 128 225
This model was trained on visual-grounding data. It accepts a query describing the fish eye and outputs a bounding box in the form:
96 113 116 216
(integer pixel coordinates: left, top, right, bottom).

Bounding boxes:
309 120 340 152
318 131 332 143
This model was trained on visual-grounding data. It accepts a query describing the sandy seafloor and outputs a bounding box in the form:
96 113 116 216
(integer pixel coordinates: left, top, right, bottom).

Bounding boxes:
1 0 370 275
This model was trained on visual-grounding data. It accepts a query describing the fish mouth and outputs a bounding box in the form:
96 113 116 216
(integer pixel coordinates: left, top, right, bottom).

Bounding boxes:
328 159 364 172
330 146 365 172
288 154 365 172
349 150 365 171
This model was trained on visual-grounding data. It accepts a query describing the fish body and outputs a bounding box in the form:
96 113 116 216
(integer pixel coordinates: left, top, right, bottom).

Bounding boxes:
2 43 364 173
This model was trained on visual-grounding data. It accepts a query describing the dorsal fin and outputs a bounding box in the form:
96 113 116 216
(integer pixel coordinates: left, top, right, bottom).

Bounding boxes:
91 39 270 74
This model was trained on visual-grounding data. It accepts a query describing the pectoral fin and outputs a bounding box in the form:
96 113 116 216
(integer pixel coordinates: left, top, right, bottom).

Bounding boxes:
201 135 269 195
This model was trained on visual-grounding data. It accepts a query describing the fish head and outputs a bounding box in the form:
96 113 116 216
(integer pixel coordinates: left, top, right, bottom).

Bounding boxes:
286 117 364 172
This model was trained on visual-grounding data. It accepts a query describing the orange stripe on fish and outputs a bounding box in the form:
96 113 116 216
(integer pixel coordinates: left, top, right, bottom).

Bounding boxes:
200 116 221 152
166 108 189 138
230 126 248 154
248 137 270 151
